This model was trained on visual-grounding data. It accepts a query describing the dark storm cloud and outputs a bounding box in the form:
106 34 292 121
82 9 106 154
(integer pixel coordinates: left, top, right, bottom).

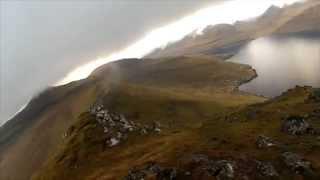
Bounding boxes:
0 0 225 125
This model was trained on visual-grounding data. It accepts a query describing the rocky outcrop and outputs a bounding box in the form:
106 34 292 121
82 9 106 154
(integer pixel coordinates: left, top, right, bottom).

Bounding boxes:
89 103 161 147
125 156 235 180
125 162 177 180
281 152 313 175
206 160 235 180
157 168 177 180
281 116 312 135
256 161 278 177
256 135 277 149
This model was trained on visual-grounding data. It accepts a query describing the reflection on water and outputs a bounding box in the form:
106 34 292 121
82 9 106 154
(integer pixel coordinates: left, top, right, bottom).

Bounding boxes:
230 35 320 97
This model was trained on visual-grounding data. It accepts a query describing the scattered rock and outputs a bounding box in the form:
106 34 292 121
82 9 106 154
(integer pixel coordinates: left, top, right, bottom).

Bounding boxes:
145 162 162 174
90 104 137 147
138 122 161 135
224 115 239 122
281 152 313 175
125 169 146 180
154 128 161 133
89 104 103 114
125 163 178 180
186 155 235 179
256 161 278 177
281 116 312 135
256 135 276 149
108 137 120 147
125 157 236 180
157 168 177 180
206 160 235 179
140 128 148 135
103 127 109 133
152 121 162 133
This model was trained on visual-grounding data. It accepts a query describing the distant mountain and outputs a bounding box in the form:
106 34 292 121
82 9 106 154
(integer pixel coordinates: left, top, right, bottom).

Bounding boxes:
276 3 320 33
147 0 320 59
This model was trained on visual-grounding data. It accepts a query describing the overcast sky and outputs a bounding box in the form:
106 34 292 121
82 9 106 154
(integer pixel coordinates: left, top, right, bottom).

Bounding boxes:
0 0 226 125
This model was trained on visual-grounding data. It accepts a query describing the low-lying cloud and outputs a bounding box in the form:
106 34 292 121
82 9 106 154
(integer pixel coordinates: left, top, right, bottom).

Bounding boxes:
0 0 223 125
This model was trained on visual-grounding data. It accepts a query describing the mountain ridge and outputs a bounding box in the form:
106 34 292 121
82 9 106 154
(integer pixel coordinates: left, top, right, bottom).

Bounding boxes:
1 1 320 179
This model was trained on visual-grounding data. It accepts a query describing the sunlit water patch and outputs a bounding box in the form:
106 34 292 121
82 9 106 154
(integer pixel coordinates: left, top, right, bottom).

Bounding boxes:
229 34 320 97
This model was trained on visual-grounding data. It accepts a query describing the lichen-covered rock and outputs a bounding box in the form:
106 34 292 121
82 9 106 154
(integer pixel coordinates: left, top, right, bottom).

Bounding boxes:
281 116 311 135
256 161 278 177
256 135 276 148
206 160 235 180
281 152 312 175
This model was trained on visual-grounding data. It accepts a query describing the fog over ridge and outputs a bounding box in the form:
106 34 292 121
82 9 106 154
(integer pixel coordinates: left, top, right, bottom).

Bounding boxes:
0 0 226 125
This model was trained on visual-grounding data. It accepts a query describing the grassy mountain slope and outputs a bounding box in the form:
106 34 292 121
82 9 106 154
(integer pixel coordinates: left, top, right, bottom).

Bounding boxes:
0 56 263 180
33 56 266 179
33 62 320 179
0 80 100 180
